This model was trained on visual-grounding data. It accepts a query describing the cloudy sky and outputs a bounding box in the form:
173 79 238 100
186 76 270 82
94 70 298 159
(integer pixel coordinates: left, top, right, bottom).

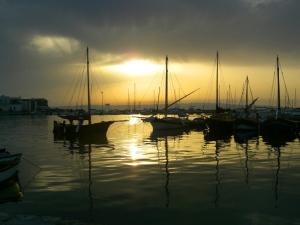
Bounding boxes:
0 0 299 107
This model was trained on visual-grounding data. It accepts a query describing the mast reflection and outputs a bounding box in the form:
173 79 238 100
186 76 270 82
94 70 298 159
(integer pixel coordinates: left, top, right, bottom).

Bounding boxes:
234 132 261 185
262 135 288 208
164 137 170 208
274 147 281 208
88 144 94 220
54 134 112 220
245 142 249 185
148 129 186 208
214 140 220 208
203 131 232 208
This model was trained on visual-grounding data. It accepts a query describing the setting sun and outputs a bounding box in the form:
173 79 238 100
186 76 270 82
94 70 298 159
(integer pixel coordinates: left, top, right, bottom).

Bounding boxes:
104 59 161 76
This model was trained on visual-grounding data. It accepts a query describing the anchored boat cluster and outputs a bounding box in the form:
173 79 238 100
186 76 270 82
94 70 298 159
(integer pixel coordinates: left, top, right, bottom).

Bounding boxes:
53 49 300 143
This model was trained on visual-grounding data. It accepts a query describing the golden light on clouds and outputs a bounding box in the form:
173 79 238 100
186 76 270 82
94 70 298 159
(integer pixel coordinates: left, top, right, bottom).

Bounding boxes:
30 35 80 54
103 59 162 76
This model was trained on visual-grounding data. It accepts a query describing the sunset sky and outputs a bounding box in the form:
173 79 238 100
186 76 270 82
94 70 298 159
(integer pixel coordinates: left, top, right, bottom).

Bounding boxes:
0 0 299 107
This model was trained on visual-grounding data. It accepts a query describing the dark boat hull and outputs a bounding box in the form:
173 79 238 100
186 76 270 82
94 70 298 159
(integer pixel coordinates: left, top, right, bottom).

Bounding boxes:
53 121 114 141
261 118 297 146
150 128 189 140
206 117 234 134
187 118 206 130
79 122 112 136
234 131 258 144
235 118 259 132
261 118 297 135
149 117 188 131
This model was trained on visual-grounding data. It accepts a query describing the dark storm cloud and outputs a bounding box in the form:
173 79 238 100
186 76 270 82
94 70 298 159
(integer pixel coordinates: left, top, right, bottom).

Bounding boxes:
1 0 300 58
0 0 299 101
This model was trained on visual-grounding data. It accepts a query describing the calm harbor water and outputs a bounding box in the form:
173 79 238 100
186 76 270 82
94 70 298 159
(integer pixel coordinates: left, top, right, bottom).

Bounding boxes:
0 115 300 225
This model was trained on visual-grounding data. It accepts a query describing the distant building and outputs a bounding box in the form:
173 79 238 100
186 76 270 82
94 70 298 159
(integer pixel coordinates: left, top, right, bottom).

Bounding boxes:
0 95 12 112
0 95 49 114
22 98 49 113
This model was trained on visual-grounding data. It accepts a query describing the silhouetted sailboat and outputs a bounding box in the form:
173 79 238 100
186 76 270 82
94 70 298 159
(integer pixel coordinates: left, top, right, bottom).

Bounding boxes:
235 76 259 132
149 56 195 131
261 56 297 137
206 52 234 134
53 47 114 140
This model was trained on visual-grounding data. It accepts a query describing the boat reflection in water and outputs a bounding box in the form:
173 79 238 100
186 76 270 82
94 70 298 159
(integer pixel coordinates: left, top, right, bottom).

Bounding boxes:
262 132 297 148
235 136 256 186
54 136 112 222
164 137 170 208
273 147 281 208
234 130 259 145
204 128 232 143
203 134 229 208
54 131 110 154
148 128 189 208
262 133 294 208
150 128 189 141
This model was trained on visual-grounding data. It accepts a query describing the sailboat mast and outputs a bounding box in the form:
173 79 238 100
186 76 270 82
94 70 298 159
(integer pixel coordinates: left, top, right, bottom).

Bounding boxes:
276 56 281 113
216 51 219 111
165 56 168 117
228 85 231 108
133 82 136 112
87 47 91 125
157 86 160 112
246 76 249 110
127 88 130 112
294 88 297 108
153 90 156 110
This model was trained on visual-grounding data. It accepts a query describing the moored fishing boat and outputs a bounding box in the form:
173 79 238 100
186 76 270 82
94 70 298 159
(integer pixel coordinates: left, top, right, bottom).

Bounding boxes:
187 116 206 130
53 47 114 140
206 113 234 133
150 116 188 130
261 56 297 136
234 76 259 133
149 56 197 131
206 52 235 134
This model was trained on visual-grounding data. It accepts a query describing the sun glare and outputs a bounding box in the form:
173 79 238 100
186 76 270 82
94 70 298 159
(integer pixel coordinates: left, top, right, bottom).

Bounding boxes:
105 59 161 76
128 116 140 125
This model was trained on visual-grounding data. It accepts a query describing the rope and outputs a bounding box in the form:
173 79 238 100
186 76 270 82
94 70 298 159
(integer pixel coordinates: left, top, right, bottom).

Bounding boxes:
239 81 246 107
279 62 291 108
21 156 42 190
173 72 187 97
249 82 254 102
69 66 84 108
61 68 80 107
81 75 87 109
22 156 41 169
269 69 276 107
169 72 177 103
138 71 162 104
203 56 216 109
76 68 85 109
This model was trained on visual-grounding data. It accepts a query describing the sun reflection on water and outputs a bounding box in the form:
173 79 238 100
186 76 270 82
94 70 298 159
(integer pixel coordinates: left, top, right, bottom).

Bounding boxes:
129 143 139 161
128 116 140 125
